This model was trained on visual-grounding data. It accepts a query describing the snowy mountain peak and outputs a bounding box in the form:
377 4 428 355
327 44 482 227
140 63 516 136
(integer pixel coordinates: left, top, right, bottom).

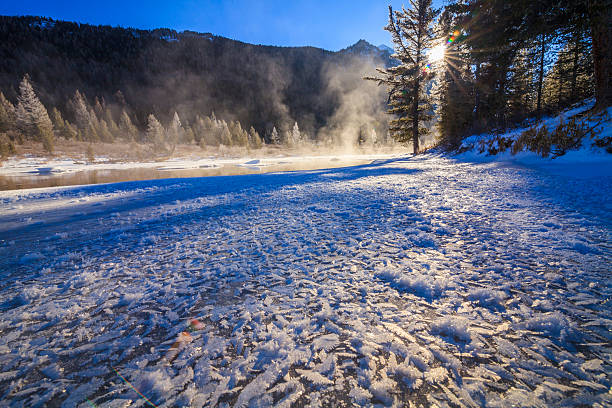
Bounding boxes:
377 44 393 53
337 39 396 67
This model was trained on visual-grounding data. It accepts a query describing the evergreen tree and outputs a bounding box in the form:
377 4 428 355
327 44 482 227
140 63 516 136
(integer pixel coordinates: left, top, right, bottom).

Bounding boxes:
249 126 263 148
98 119 114 142
146 113 165 151
367 1 438 154
586 0 611 110
183 126 195 144
229 120 248 146
219 120 232 146
119 110 138 141
435 5 475 148
168 112 183 147
70 90 93 140
15 75 54 151
104 107 120 137
371 128 378 145
290 122 302 146
50 107 75 140
0 92 16 132
64 121 78 140
270 126 280 145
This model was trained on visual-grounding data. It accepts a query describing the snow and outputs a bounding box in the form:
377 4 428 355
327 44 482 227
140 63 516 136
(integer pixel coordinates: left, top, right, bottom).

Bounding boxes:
456 103 612 179
0 151 611 406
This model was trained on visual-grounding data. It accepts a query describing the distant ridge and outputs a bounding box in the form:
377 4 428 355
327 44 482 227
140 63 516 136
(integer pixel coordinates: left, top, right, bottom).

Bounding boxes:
0 15 391 136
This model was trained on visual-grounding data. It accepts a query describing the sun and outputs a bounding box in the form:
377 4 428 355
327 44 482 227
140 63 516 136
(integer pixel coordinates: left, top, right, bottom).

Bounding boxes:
427 44 446 63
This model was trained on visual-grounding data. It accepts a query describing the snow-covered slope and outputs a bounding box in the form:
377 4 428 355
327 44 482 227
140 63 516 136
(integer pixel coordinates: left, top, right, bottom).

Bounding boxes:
456 103 612 179
0 155 610 407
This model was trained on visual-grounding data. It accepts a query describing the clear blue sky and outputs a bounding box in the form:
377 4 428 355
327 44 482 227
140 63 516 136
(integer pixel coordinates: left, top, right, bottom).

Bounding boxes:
0 0 445 51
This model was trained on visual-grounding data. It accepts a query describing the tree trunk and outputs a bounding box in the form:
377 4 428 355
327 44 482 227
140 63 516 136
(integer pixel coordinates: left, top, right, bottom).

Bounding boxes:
589 0 612 111
412 83 419 155
473 64 481 133
536 35 546 118
570 33 580 103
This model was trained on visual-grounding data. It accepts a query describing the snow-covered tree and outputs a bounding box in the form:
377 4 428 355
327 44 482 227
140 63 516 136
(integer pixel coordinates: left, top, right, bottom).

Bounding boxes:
168 112 183 146
366 1 437 154
70 90 92 134
119 110 138 141
15 75 54 151
249 126 263 148
270 126 280 145
146 113 165 151
0 92 16 132
290 121 302 146
220 120 232 146
229 120 248 146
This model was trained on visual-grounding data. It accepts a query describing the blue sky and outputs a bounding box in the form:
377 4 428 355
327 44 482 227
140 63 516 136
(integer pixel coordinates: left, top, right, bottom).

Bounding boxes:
0 0 445 51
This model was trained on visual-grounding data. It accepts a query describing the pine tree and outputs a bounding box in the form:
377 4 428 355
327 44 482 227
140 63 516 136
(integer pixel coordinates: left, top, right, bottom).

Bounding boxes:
371 128 378 145
98 119 114 143
586 0 611 110
64 121 78 140
290 122 302 146
15 76 54 151
146 114 165 151
70 90 93 140
229 120 248 146
220 120 232 146
119 110 138 141
50 107 70 139
367 1 438 154
183 126 195 144
168 112 183 147
270 126 280 145
0 92 16 132
249 126 263 148
104 107 119 137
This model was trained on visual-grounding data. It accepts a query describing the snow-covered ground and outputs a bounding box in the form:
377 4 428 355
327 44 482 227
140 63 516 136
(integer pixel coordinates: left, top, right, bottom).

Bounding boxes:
456 104 612 178
0 153 611 407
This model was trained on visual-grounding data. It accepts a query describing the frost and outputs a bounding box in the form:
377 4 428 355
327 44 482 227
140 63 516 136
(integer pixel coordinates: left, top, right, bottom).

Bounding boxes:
19 252 44 263
134 368 175 404
431 317 471 343
395 363 423 389
468 288 507 310
349 386 373 404
520 311 577 343
296 369 334 386
312 334 340 352
60 378 104 408
369 378 396 406
1 153 610 407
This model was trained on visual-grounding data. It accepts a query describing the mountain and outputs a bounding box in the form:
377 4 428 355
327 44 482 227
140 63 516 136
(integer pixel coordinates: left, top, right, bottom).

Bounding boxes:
0 16 390 137
377 44 394 54
337 39 393 64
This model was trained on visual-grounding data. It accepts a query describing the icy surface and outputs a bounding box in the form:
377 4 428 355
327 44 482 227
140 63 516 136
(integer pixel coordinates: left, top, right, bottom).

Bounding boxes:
0 155 610 407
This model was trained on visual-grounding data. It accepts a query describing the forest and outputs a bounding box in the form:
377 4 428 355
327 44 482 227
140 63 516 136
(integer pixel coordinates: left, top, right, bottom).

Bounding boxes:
369 0 610 155
0 16 393 156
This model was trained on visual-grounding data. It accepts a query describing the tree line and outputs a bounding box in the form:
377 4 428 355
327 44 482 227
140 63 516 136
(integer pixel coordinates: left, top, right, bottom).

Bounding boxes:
0 75 332 154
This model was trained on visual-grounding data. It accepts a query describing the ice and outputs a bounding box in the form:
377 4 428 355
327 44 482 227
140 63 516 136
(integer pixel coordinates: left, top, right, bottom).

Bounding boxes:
431 317 471 343
1 152 610 406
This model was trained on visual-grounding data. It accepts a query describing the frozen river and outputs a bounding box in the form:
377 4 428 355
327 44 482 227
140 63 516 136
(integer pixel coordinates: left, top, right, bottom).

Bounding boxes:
0 154 610 407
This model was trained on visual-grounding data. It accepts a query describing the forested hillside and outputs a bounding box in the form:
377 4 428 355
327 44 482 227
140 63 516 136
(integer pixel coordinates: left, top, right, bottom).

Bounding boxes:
0 16 392 149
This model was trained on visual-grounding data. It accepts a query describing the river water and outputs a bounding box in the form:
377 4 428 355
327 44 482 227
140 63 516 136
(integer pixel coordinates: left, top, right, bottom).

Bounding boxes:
0 157 376 191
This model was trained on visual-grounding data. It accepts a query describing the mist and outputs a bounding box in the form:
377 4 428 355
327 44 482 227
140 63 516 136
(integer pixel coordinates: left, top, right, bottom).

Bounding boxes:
316 55 390 152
